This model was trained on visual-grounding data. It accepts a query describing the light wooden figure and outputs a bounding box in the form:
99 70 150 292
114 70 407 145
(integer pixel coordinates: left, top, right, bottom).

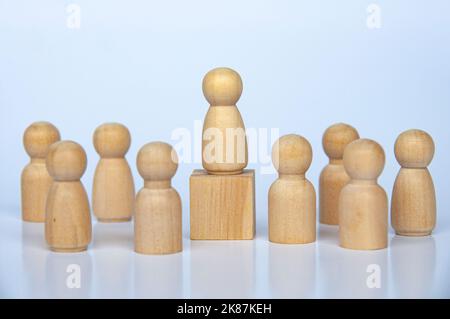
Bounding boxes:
391 129 436 236
135 142 182 255
339 139 388 250
202 67 248 175
45 141 92 252
269 134 316 244
190 67 255 240
92 123 135 222
319 123 359 225
21 121 61 222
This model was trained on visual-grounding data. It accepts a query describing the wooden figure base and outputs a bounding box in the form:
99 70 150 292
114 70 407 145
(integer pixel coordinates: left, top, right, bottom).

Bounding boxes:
23 219 45 224
395 231 432 237
50 246 87 253
190 169 255 240
97 217 132 223
339 243 387 251
135 247 183 256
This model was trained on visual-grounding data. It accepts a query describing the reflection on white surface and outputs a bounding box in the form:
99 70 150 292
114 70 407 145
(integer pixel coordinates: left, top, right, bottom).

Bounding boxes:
22 221 94 298
190 240 255 298
21 222 47 298
134 252 183 298
318 225 388 299
268 242 316 298
92 222 133 298
7 213 450 298
21 222 94 298
390 235 436 298
45 251 92 298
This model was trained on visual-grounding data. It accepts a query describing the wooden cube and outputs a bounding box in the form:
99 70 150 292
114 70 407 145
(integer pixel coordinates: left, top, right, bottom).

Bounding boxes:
190 169 255 240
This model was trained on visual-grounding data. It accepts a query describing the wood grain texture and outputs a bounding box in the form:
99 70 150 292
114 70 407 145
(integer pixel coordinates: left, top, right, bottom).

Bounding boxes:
135 142 182 255
319 123 359 225
45 141 92 252
339 139 388 250
202 67 248 175
21 122 60 222
190 169 255 240
391 129 436 236
92 123 135 222
269 134 316 244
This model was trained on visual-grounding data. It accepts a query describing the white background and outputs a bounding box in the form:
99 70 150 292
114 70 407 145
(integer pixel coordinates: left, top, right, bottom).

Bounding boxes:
1 0 449 298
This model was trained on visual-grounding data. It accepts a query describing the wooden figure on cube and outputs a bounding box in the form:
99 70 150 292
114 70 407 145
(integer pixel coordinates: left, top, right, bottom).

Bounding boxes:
190 67 255 240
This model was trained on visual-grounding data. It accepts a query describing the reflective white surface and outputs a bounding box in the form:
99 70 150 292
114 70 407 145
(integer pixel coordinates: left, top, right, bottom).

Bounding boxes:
1 209 449 299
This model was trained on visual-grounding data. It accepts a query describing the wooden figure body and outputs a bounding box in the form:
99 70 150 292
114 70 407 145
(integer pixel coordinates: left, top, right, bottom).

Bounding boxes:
21 121 61 222
45 141 92 252
135 142 182 255
190 67 255 240
202 67 248 175
391 129 436 236
339 139 388 250
319 123 359 225
92 123 135 222
269 134 316 244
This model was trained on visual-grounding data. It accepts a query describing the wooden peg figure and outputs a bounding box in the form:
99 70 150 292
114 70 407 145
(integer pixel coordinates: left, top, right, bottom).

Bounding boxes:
339 139 388 250
190 67 255 240
202 67 248 175
92 123 135 222
45 141 92 252
269 134 316 244
392 129 436 236
320 123 359 225
21 121 61 222
135 142 182 255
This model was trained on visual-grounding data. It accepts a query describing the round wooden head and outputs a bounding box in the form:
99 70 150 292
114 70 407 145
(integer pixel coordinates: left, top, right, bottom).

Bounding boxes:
93 123 131 158
202 67 243 106
272 134 312 175
322 123 359 160
137 142 178 181
46 141 87 181
23 121 61 159
344 139 385 180
394 129 434 168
